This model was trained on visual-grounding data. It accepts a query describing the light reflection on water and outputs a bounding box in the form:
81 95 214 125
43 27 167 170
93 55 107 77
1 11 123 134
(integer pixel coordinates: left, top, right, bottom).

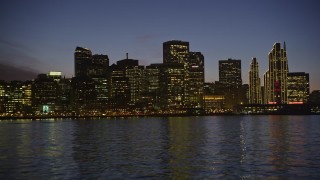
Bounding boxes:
0 116 320 179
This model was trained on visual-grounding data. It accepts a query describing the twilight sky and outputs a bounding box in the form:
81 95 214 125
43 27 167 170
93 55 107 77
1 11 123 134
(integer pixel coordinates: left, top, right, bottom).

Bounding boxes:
1 0 320 90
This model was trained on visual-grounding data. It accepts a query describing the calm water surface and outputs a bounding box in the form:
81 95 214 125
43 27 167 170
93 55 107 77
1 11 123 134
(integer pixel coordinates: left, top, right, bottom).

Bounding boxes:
0 116 320 179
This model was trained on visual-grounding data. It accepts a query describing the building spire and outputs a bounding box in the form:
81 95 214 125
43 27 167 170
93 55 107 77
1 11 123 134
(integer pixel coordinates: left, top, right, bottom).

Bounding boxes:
284 41 286 51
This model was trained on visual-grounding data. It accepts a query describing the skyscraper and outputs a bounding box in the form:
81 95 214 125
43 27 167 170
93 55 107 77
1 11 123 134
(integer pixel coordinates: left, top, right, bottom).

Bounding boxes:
219 59 242 87
264 42 288 104
158 63 185 110
74 47 92 77
162 40 204 110
218 59 242 109
162 40 189 110
186 52 204 108
163 40 189 64
90 54 109 77
249 57 262 104
287 72 309 104
117 58 144 105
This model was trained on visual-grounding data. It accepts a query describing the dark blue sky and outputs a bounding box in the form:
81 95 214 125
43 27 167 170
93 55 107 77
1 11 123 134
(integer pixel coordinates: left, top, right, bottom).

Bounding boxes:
1 0 320 90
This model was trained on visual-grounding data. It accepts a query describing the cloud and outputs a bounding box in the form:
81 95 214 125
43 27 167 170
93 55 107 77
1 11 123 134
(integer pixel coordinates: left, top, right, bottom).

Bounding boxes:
0 37 30 51
0 38 45 75
0 62 38 81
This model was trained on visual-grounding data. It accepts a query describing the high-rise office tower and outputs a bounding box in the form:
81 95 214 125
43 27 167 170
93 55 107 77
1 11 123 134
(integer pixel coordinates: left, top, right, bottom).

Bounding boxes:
218 59 242 109
162 40 205 110
249 57 262 104
117 58 144 105
90 54 109 111
70 76 95 113
162 41 188 110
145 64 161 107
287 72 309 104
186 52 204 108
264 42 288 104
163 40 189 64
32 74 58 114
74 47 92 77
158 63 185 110
219 59 242 87
90 54 109 77
109 64 130 108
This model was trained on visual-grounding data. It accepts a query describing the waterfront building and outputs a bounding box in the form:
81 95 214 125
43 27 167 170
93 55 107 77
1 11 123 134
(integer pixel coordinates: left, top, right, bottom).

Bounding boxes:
3 81 24 114
203 95 225 113
32 74 58 115
264 42 289 104
162 40 205 110
219 58 242 88
70 76 95 114
218 59 243 109
57 78 71 114
240 84 249 105
186 52 204 108
249 57 262 104
308 90 320 113
117 58 145 106
145 64 161 109
287 72 309 104
309 90 320 104
109 64 130 109
0 81 33 115
74 47 92 77
158 63 185 111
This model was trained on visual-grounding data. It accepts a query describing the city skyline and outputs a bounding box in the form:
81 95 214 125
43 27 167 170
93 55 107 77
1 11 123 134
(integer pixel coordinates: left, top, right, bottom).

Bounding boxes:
1 0 320 90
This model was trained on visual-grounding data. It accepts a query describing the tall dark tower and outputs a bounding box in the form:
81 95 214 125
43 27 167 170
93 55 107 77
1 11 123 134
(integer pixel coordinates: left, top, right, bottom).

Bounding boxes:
163 40 189 64
219 58 242 87
74 47 92 77
186 52 204 108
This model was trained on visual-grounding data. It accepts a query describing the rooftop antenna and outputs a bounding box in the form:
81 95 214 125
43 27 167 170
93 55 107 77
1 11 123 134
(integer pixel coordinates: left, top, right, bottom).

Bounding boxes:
126 53 128 59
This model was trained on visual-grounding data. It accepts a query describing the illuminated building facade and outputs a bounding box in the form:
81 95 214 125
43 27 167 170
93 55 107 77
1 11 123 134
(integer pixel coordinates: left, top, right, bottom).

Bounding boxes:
144 64 161 108
90 55 109 111
0 81 5 113
219 59 242 109
264 42 288 104
74 47 110 113
117 58 144 105
287 72 309 104
219 59 242 87
203 95 225 113
163 40 189 64
249 57 262 104
48 71 62 82
186 52 204 108
159 63 185 110
3 81 24 114
162 40 204 110
109 64 130 109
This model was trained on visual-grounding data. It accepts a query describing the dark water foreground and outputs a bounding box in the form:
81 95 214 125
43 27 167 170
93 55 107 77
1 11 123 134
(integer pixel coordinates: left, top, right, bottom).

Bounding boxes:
0 116 320 179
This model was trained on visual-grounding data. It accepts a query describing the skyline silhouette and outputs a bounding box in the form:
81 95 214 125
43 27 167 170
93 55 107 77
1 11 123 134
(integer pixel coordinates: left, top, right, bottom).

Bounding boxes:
1 0 320 90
